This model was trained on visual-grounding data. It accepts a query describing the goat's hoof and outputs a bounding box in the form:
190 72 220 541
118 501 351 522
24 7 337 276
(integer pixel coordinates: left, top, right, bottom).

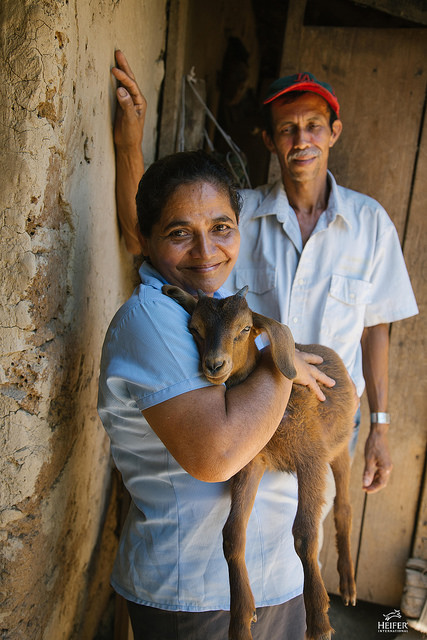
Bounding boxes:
251 610 257 623
342 594 357 607
342 596 356 607
340 583 357 607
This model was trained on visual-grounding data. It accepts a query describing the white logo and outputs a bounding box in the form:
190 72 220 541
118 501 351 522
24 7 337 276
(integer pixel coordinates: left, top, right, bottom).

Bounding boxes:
383 609 402 621
377 609 408 633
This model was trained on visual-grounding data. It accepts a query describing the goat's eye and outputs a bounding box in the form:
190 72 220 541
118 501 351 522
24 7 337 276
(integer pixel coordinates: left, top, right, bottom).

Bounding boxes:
190 326 201 338
234 326 251 341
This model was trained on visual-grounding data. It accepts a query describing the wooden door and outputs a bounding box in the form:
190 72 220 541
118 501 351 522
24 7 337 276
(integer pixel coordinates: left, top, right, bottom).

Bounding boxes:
278 18 427 605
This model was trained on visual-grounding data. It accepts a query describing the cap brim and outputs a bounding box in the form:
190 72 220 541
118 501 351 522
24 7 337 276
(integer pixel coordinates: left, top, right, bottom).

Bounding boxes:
263 82 340 118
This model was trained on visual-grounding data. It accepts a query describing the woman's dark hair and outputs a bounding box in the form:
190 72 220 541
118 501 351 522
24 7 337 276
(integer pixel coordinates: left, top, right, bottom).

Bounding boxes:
261 91 338 138
136 150 242 237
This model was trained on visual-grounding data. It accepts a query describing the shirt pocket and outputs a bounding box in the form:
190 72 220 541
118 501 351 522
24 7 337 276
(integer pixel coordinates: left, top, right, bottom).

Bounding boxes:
321 274 373 346
235 267 277 294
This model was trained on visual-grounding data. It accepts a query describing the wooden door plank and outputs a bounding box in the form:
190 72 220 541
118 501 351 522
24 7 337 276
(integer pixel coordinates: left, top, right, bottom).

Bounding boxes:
286 27 427 603
412 470 427 561
356 88 427 605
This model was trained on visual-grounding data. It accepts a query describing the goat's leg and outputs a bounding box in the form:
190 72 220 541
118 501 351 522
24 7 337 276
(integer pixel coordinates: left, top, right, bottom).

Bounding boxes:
293 461 332 640
223 456 265 640
330 448 357 606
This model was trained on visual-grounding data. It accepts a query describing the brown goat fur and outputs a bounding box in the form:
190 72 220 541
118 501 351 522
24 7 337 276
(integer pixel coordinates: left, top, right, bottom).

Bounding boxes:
162 284 357 640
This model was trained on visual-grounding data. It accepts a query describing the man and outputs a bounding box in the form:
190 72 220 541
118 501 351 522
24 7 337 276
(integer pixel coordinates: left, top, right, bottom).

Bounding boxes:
111 50 418 496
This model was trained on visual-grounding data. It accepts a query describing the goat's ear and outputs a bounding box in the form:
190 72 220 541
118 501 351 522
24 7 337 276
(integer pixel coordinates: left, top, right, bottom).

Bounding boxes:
252 312 297 380
235 285 249 298
162 285 197 315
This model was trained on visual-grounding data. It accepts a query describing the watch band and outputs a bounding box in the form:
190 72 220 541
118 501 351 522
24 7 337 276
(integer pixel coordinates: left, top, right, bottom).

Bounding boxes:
370 412 390 424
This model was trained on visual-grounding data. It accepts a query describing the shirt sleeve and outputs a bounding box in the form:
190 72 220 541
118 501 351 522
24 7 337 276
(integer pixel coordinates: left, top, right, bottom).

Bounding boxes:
364 209 418 327
100 292 214 412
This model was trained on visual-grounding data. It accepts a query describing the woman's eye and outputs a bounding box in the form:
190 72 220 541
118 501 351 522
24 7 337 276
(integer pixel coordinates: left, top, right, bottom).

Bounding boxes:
169 229 188 238
213 224 230 232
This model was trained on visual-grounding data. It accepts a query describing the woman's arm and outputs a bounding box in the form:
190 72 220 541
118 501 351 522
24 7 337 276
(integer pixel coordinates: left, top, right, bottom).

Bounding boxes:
112 51 146 254
143 349 334 483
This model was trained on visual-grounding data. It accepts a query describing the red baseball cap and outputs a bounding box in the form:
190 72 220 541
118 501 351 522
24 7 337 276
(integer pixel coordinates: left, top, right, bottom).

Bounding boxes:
263 72 340 119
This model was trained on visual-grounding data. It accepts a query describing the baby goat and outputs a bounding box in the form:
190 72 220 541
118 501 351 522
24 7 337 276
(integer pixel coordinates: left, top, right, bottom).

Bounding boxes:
162 284 357 640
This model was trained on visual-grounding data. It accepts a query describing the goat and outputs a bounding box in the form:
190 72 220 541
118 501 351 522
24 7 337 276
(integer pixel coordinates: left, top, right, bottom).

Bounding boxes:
162 284 357 640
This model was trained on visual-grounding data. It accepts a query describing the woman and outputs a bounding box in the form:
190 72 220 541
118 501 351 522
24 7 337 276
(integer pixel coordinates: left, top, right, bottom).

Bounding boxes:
98 151 334 640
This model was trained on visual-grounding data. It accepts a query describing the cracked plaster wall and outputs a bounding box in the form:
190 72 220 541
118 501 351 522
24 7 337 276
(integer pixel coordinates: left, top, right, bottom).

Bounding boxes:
0 1 166 638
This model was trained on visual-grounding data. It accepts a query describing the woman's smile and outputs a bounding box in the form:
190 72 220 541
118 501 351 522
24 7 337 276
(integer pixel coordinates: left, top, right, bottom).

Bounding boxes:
185 262 223 272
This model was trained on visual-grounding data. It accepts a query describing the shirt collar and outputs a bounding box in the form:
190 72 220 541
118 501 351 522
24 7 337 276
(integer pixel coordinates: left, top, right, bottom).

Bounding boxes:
250 171 352 229
138 261 169 289
250 180 290 223
326 171 352 229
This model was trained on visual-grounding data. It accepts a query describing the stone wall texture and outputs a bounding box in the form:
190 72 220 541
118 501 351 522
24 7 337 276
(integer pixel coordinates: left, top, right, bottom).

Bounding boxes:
0 1 166 638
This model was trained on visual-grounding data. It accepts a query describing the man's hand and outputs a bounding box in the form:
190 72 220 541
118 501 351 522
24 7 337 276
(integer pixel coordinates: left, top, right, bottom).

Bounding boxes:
362 426 393 493
112 50 147 151
293 350 336 402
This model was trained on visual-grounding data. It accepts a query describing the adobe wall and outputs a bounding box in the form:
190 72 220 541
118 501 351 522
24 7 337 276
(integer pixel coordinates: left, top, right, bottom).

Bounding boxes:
0 1 166 638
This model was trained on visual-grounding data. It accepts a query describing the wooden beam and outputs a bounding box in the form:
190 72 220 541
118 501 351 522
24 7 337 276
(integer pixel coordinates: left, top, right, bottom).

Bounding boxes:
412 468 427 561
353 0 427 26
268 0 307 182
158 0 190 157
279 0 307 75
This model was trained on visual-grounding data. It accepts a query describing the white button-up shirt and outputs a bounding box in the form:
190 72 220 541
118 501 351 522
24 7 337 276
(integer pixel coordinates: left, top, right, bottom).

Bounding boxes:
226 172 418 396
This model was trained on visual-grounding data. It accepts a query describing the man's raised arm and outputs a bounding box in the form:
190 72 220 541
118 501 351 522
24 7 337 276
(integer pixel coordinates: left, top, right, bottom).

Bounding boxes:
112 50 146 254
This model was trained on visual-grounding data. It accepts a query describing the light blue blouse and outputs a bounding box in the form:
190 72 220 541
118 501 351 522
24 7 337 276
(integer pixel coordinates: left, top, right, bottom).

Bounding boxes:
98 262 303 611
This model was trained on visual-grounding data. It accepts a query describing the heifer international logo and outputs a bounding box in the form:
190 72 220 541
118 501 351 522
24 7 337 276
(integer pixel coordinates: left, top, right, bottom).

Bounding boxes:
377 609 409 633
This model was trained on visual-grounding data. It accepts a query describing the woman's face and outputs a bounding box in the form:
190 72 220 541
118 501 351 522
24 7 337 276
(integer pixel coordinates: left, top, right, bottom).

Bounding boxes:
141 181 240 296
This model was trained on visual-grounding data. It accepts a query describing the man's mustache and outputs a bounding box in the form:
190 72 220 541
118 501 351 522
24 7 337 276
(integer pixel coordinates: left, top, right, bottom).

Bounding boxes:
288 148 321 161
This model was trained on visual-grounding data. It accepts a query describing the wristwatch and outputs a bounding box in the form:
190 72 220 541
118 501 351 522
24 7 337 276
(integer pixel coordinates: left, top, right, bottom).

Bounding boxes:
370 412 390 424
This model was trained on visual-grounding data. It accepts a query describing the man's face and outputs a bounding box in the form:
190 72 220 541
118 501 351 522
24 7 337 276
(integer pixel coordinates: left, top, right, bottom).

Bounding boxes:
262 93 342 185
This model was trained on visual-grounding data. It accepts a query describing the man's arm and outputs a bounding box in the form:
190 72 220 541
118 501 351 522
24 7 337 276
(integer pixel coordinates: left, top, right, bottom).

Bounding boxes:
361 323 393 493
112 50 146 255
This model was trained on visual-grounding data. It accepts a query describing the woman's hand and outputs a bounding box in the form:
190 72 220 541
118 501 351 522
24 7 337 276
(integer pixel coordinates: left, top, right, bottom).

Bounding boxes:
293 350 335 401
112 50 147 151
112 51 146 254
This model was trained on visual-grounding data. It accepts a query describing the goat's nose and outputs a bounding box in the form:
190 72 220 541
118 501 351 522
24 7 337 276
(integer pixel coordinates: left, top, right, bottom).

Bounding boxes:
205 358 226 374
